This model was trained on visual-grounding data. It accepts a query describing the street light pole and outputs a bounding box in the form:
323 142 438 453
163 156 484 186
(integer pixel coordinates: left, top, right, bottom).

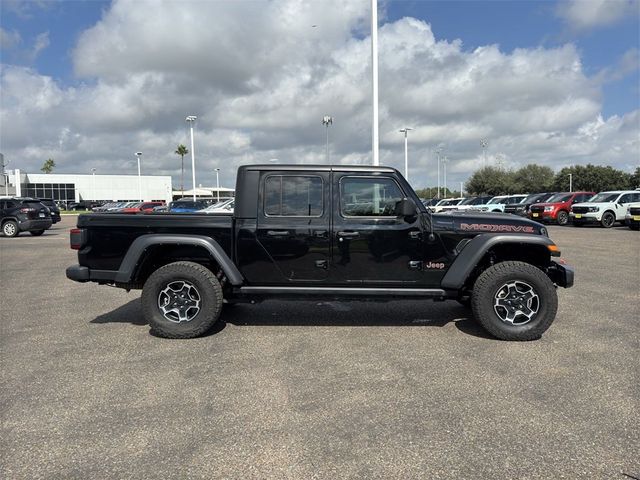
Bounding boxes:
135 152 142 201
214 168 220 202
436 148 442 198
371 0 379 166
322 116 333 163
91 168 96 201
481 139 488 169
568 173 572 192
442 156 449 197
399 128 413 181
186 115 197 201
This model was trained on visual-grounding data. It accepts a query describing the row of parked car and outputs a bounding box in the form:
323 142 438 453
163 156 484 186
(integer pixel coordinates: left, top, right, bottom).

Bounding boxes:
89 198 236 214
424 189 640 229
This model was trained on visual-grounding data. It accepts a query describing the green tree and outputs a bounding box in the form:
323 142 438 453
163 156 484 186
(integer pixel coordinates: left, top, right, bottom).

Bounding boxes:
174 144 189 195
630 167 640 189
552 164 632 192
41 158 56 174
465 166 515 195
512 164 554 193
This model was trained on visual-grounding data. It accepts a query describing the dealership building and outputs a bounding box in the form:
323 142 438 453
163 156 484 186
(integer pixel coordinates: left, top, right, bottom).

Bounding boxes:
3 169 174 204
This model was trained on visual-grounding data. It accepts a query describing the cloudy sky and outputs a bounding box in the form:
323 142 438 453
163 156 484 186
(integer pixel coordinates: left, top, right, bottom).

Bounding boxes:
1 0 638 190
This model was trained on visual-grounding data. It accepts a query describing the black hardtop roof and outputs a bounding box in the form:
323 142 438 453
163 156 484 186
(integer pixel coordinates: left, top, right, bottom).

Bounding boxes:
238 164 398 174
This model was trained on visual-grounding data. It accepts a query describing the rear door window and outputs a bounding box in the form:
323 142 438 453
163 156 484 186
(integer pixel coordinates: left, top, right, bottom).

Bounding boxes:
264 175 323 217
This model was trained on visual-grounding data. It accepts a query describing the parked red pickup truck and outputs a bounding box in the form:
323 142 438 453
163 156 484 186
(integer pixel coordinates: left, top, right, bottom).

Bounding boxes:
529 192 595 225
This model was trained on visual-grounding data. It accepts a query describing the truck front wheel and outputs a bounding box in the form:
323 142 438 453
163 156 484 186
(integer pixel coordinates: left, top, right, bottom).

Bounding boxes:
471 261 558 341
141 261 223 339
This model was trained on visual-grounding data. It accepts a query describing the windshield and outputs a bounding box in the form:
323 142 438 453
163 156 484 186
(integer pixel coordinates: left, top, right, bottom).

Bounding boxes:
522 194 543 203
589 193 619 203
458 197 477 205
171 201 206 210
505 195 527 204
547 193 572 203
487 197 505 204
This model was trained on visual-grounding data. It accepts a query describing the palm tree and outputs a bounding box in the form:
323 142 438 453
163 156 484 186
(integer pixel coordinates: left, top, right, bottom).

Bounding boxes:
174 144 189 196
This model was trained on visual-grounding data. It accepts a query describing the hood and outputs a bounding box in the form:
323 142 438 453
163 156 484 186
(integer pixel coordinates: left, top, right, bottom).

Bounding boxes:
432 211 547 235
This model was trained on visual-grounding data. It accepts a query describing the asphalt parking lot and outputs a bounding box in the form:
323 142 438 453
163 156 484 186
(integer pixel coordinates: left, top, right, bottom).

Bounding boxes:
1 216 638 479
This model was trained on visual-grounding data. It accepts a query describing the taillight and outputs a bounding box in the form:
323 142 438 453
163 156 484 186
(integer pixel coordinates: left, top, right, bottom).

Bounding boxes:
19 207 35 213
70 228 85 250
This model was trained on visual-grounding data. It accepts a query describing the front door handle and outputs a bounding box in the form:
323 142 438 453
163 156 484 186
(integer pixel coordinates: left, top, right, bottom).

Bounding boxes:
337 231 360 238
267 230 289 237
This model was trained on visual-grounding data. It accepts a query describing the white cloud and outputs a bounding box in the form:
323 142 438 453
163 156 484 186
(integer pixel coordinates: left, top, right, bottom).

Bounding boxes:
0 27 22 49
556 0 638 32
0 0 638 191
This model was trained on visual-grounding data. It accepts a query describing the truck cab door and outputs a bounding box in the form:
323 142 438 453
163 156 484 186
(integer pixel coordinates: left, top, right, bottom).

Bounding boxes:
330 173 429 286
254 172 331 283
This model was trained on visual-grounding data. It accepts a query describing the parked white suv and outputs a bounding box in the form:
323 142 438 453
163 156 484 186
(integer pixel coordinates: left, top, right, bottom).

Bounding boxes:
570 190 640 228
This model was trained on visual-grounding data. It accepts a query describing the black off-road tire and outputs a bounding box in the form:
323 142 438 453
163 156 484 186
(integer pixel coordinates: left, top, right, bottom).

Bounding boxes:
2 220 19 237
141 261 223 339
30 230 45 236
471 261 558 341
600 211 615 228
556 210 569 226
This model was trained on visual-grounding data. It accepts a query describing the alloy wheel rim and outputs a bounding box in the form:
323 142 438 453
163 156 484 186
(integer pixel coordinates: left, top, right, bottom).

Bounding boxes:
603 214 614 227
493 281 540 325
4 223 16 235
157 280 201 323
558 212 568 224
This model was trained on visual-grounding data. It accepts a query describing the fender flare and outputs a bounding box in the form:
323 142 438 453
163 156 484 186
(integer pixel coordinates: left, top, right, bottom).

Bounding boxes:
440 234 554 290
114 234 244 285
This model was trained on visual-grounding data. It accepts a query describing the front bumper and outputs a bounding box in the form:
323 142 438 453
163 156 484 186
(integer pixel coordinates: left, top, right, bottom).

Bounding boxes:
19 218 53 232
547 262 574 288
569 212 600 224
530 211 554 222
625 215 640 227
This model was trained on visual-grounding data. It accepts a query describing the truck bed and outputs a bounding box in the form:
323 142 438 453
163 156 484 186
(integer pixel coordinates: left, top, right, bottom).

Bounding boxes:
76 213 234 271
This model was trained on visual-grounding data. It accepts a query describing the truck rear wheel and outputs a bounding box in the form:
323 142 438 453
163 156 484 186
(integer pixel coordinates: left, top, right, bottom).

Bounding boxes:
471 261 558 341
141 261 223 339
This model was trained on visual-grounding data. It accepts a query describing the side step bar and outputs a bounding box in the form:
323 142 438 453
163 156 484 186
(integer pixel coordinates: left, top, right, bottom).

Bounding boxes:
238 286 447 297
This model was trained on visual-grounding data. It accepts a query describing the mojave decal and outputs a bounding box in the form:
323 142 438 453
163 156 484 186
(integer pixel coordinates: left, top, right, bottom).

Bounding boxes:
460 223 535 233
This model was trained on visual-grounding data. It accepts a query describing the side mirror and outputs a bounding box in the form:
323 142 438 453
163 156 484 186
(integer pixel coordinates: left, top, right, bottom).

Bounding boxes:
395 198 417 217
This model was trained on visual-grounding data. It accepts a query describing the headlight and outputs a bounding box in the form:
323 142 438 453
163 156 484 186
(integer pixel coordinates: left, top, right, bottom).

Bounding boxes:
587 206 599 212
627 206 631 214
544 206 554 212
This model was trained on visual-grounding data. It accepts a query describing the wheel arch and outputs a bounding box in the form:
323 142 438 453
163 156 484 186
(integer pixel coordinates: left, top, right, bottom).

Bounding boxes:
441 234 554 290
114 234 244 287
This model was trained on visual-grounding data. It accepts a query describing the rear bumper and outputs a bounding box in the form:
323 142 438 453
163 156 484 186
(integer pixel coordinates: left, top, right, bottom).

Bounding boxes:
20 218 53 231
547 262 574 288
66 264 118 283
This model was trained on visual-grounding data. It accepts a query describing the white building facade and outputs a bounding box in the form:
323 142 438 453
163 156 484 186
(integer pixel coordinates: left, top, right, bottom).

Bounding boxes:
7 170 173 204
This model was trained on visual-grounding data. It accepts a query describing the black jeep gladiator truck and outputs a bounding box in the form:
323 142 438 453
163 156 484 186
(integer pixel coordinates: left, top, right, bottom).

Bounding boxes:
67 164 573 341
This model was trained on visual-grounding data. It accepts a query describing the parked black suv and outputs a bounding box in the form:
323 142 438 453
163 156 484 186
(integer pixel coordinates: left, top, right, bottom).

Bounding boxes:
1 198 52 237
37 198 61 223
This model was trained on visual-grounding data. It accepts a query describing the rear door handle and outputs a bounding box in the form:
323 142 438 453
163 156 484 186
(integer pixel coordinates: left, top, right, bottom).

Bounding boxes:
337 231 360 238
267 230 289 237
